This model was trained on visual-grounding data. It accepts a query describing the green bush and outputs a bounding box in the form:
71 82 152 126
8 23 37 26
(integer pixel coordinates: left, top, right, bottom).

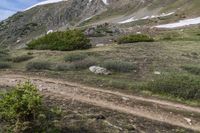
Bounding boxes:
117 34 154 44
12 55 33 63
64 53 88 62
146 74 200 100
0 62 11 69
182 66 200 75
102 60 136 72
27 30 91 51
26 61 52 71
0 82 62 132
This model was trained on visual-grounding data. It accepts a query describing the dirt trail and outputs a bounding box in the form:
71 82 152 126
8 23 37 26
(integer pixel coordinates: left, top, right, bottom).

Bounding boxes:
0 74 200 131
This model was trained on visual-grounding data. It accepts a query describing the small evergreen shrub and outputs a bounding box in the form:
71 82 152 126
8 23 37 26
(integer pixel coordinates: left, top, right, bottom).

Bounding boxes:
26 61 52 71
146 74 200 100
0 82 62 132
117 34 154 44
27 30 91 51
64 53 88 62
102 60 136 72
12 55 33 63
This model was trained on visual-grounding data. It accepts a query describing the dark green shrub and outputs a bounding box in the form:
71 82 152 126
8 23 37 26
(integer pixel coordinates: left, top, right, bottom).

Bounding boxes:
102 60 136 72
64 53 88 62
117 34 154 44
26 61 52 71
0 82 62 132
27 30 91 51
12 55 33 63
182 66 200 75
0 62 11 69
146 74 200 100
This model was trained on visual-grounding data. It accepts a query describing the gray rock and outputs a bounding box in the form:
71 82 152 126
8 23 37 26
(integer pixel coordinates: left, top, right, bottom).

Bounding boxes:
89 66 111 75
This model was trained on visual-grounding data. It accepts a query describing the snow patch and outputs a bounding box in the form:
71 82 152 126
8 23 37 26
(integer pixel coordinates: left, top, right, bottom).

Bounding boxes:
24 0 67 11
102 0 109 5
118 12 175 24
118 17 136 24
154 17 200 28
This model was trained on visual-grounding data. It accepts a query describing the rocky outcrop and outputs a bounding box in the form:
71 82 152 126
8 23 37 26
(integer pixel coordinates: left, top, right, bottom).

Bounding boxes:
89 66 111 75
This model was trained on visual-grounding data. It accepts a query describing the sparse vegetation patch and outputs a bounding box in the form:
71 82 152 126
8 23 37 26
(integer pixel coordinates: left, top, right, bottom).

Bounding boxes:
26 61 52 71
102 60 136 73
64 53 88 62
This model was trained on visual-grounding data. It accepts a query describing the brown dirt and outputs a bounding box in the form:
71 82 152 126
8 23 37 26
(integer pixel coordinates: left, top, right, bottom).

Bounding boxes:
0 73 200 132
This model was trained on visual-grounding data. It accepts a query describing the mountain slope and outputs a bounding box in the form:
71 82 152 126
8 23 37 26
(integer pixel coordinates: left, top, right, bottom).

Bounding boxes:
0 0 200 48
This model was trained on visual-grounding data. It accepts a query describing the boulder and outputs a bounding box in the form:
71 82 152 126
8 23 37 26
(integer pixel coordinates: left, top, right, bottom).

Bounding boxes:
89 66 111 75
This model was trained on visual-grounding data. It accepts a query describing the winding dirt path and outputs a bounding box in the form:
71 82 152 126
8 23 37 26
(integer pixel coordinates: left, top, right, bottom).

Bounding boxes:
0 74 200 131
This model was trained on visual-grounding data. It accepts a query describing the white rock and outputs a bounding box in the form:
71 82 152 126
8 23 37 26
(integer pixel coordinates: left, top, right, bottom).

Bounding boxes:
184 117 192 125
89 66 111 75
16 39 21 43
47 30 53 34
122 97 129 101
96 43 105 47
154 71 161 75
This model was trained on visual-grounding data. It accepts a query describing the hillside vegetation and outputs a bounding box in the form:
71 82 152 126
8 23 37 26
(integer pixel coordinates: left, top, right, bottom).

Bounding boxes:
27 30 91 51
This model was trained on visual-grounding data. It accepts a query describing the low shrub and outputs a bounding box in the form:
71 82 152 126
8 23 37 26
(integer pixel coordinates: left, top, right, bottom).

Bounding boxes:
64 53 88 62
182 66 200 75
55 63 71 71
26 61 52 71
12 55 33 63
27 30 91 51
146 73 200 100
117 34 154 44
0 62 11 69
56 58 96 71
102 60 136 72
70 58 97 70
0 82 62 132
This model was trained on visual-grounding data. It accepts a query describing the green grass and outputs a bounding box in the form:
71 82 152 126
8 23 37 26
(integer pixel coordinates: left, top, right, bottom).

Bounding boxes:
27 30 91 51
64 53 88 62
117 34 154 44
6 39 200 105
145 73 200 101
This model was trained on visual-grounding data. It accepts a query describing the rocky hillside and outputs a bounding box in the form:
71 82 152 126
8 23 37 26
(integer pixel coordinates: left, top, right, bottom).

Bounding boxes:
0 0 200 48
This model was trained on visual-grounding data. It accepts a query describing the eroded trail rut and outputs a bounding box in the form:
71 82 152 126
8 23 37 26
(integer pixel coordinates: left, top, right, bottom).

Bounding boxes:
0 74 200 131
